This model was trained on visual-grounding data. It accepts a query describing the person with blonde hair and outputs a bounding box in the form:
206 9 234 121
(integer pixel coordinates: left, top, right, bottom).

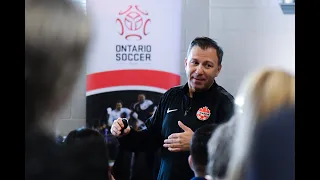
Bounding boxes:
224 68 295 180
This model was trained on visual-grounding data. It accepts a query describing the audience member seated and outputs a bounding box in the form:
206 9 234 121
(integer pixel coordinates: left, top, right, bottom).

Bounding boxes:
188 124 218 180
64 128 113 180
25 0 110 180
246 106 295 180
206 117 236 180
64 127 106 145
226 68 295 180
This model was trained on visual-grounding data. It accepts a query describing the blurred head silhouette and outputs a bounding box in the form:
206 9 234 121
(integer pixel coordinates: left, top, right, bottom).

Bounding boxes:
25 0 90 133
64 128 105 145
226 68 295 180
25 1 114 180
206 116 236 180
188 124 218 178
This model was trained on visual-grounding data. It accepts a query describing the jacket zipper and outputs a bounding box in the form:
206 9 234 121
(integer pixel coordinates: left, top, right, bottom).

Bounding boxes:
184 97 192 116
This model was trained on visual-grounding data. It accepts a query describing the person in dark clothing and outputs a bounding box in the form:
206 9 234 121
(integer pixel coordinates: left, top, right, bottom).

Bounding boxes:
246 106 295 180
64 128 112 178
132 94 155 122
25 0 111 180
64 128 106 145
112 114 136 180
111 37 234 180
26 131 111 180
188 124 219 180
127 111 159 180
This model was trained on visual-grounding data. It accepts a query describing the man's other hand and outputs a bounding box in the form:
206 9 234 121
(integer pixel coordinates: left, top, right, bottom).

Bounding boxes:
163 121 194 152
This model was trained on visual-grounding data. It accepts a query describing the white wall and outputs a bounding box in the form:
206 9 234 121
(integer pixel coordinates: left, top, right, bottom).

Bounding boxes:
209 0 295 96
56 0 295 135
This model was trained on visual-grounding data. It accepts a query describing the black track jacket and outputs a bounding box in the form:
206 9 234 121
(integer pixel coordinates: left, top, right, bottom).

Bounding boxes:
118 81 234 180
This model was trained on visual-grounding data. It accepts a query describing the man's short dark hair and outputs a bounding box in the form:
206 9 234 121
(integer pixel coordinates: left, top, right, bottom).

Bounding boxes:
187 37 224 65
190 124 218 173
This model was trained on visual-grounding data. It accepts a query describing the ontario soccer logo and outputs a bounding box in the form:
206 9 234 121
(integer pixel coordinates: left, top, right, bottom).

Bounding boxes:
116 5 151 41
196 106 211 121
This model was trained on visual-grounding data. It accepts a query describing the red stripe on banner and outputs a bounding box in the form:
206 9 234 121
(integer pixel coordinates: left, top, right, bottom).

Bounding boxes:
86 70 180 92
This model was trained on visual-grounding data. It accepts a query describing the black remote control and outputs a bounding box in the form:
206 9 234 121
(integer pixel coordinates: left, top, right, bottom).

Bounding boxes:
121 118 128 134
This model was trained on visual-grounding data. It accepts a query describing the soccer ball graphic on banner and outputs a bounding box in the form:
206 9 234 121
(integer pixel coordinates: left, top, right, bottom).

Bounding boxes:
116 5 151 41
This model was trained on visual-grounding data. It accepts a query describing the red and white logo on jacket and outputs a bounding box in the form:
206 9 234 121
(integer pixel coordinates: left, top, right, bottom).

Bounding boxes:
196 106 211 121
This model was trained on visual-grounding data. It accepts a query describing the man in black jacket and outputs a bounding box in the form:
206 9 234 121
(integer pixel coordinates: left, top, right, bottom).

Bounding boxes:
111 37 234 180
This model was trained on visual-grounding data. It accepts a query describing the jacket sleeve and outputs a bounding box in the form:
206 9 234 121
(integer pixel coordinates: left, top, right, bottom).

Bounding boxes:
117 93 166 152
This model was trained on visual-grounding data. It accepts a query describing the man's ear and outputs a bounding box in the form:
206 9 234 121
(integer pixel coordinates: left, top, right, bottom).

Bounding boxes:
216 64 222 77
184 58 188 69
218 64 222 72
188 155 193 171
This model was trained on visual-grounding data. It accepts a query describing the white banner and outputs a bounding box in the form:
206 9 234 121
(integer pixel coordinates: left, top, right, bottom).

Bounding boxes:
86 0 182 95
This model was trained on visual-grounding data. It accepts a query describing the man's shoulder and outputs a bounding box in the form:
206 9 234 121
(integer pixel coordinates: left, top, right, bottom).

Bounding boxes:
168 84 184 91
215 85 234 103
163 85 184 96
157 85 184 104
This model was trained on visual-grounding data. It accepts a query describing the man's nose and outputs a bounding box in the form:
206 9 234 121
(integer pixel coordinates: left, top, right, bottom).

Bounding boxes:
195 65 204 75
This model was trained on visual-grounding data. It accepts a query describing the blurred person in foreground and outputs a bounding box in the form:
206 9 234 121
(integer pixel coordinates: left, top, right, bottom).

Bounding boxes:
246 106 295 180
64 128 115 180
64 128 107 145
25 0 110 180
111 37 235 180
206 116 236 180
225 68 295 180
188 124 218 180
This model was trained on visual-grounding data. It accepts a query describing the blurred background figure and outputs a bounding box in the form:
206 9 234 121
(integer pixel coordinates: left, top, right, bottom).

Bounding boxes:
132 94 155 123
108 101 132 126
25 0 111 179
225 68 295 180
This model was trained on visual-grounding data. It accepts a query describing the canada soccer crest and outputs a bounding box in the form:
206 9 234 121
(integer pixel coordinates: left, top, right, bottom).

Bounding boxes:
196 106 211 121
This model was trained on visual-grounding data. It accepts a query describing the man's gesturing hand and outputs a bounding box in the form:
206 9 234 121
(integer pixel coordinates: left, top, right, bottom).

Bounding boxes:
163 121 194 152
111 118 131 137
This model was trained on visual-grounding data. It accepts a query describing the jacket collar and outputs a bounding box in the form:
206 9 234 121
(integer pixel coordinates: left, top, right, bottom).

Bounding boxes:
181 81 218 99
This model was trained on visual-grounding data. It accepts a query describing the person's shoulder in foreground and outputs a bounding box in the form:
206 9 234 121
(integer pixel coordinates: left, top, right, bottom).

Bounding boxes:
25 129 110 180
247 105 295 180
